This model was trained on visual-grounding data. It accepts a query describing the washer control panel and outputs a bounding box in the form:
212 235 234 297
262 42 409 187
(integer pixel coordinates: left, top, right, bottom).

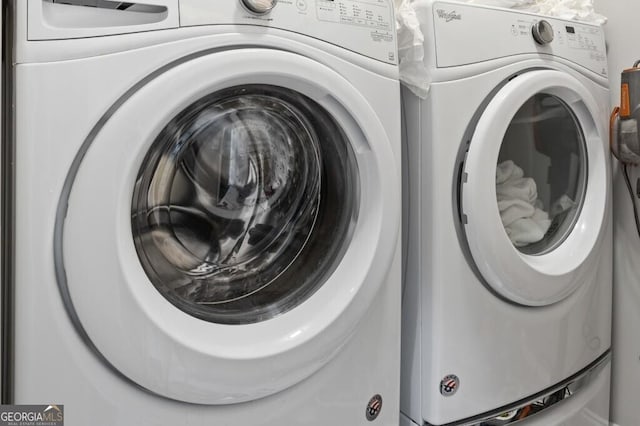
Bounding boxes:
432 1 607 76
180 0 397 64
316 0 392 31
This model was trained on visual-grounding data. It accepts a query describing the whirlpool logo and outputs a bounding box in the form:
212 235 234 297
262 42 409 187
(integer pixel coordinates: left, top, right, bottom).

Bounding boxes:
436 9 462 22
0 405 64 425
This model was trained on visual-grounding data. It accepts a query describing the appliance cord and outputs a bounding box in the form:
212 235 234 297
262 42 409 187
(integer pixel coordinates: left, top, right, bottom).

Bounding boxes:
622 164 640 240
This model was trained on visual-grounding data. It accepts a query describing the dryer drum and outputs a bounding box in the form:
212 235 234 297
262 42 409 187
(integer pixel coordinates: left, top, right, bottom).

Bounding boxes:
496 93 587 255
131 84 360 325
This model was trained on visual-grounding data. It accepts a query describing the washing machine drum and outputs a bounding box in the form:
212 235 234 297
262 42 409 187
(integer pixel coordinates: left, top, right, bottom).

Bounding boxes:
131 85 355 325
56 49 399 404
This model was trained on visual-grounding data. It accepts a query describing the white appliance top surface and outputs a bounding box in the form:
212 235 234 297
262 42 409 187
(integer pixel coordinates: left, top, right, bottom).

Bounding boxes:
180 0 397 64
431 1 607 77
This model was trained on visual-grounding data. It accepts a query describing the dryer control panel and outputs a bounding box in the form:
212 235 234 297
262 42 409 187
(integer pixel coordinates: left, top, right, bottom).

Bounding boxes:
431 1 607 76
180 0 397 65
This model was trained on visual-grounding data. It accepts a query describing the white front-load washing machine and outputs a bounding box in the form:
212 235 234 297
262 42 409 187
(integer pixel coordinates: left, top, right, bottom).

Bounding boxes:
401 2 611 425
6 1 402 424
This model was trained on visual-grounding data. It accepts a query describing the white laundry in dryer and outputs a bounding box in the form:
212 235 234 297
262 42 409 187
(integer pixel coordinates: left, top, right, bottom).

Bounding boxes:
8 1 402 424
401 2 612 425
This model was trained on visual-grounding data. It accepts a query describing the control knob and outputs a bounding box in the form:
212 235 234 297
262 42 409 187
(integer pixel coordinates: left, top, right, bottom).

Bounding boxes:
532 20 554 45
241 0 278 14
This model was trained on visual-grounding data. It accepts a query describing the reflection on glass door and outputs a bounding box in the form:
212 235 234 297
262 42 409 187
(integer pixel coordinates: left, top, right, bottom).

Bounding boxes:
496 94 587 255
131 85 360 324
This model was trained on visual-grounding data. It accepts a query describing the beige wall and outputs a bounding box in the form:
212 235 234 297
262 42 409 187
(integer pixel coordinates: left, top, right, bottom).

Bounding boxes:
593 2 640 426
595 1 640 106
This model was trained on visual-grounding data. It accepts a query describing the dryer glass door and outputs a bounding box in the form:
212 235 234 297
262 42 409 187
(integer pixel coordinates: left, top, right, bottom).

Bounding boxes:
460 70 608 306
496 92 586 255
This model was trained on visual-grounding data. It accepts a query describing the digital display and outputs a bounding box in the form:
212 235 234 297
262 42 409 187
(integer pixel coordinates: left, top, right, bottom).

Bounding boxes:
566 26 575 34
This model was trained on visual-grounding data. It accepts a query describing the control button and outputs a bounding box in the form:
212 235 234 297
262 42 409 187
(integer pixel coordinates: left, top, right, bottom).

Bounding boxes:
296 0 307 11
241 0 278 15
532 20 554 45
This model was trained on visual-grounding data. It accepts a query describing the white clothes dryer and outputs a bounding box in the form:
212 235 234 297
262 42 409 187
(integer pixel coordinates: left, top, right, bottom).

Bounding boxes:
401 2 612 425
7 1 402 424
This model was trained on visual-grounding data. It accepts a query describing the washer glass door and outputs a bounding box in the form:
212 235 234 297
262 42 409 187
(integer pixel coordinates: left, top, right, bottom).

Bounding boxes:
460 70 608 306
57 48 399 404
131 85 358 325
